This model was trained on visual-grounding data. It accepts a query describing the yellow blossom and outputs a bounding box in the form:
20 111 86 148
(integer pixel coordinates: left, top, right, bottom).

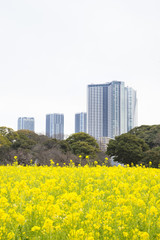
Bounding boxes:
42 218 53 233
31 226 41 232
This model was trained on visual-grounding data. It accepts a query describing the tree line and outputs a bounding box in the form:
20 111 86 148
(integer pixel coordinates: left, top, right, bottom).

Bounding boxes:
1 125 160 167
0 127 108 166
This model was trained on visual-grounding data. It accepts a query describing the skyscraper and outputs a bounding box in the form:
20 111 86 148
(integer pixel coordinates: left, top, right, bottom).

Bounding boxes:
18 117 35 131
87 81 137 139
126 87 138 132
46 114 64 140
75 112 87 133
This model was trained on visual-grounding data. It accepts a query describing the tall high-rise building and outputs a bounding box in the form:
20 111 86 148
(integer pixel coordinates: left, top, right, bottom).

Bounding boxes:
87 81 137 139
75 112 87 133
126 87 138 132
18 117 35 131
46 114 64 140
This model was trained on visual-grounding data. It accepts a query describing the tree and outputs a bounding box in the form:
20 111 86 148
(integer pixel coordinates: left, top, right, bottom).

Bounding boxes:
66 132 99 158
59 140 71 153
43 138 59 149
0 127 18 144
43 138 70 153
106 133 149 165
0 126 15 137
11 130 37 149
68 141 97 157
0 134 11 147
141 147 160 168
129 125 160 149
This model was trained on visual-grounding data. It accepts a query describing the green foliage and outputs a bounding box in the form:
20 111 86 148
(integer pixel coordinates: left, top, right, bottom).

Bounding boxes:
16 130 41 143
0 134 11 147
141 147 160 168
59 140 71 153
66 132 99 146
69 141 97 157
11 130 37 149
106 133 149 165
0 126 15 137
129 125 160 149
107 125 160 167
43 139 70 153
66 132 99 158
43 138 59 149
0 127 18 144
0 127 80 166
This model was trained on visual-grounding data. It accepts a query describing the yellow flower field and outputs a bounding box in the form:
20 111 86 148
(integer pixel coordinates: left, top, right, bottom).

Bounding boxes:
0 164 160 240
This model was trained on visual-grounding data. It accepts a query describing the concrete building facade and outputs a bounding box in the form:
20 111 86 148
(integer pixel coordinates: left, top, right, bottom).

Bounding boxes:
18 117 35 131
87 81 137 139
75 112 87 133
46 113 64 140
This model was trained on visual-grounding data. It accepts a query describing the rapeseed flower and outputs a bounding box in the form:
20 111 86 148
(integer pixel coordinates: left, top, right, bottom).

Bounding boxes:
0 164 160 239
31 226 41 232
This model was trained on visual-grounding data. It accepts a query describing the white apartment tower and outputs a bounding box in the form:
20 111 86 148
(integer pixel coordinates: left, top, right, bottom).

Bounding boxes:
18 117 35 132
87 81 137 139
75 112 87 133
46 114 64 140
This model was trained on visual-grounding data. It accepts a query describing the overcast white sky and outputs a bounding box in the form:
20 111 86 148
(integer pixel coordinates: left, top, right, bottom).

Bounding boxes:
0 0 160 135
